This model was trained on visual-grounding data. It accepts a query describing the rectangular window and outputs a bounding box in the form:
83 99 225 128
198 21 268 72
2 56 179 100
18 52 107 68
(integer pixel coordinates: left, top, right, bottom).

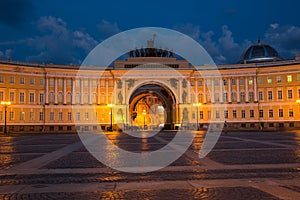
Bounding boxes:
248 78 253 85
20 92 25 103
287 75 292 82
223 79 227 86
109 80 113 87
0 111 2 120
232 110 237 118
68 112 72 121
76 112 81 121
20 77 25 84
257 77 262 84
198 80 202 86
259 109 264 118
279 109 283 118
59 112 63 121
216 111 220 119
250 110 254 118
249 92 254 101
258 91 263 101
277 76 282 83
67 79 72 86
9 77 15 84
0 76 4 83
199 111 203 119
297 74 300 81
267 77 272 84
269 109 273 118
92 80 97 87
50 112 54 121
76 79 80 87
9 92 14 102
0 91 3 101
298 89 300 98
40 79 44 86
49 79 54 86
289 109 293 117
30 112 34 121
231 79 236 85
288 90 293 99
39 93 44 103
85 112 89 120
241 110 245 118
20 112 25 121
268 91 273 100
239 78 244 85
30 78 34 85
9 111 14 120
224 110 228 118
29 93 35 103
39 112 44 121
278 90 282 100
58 79 63 86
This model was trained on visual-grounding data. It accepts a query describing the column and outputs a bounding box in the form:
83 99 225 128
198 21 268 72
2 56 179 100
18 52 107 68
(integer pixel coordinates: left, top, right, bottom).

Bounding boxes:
203 79 207 104
245 77 249 102
72 78 75 104
228 77 232 103
105 79 109 104
54 77 58 104
236 77 240 102
187 79 191 103
211 78 215 103
254 76 258 102
179 79 182 103
63 78 67 104
88 79 92 104
80 79 83 104
97 80 101 105
195 79 198 102
45 77 49 104
219 78 223 103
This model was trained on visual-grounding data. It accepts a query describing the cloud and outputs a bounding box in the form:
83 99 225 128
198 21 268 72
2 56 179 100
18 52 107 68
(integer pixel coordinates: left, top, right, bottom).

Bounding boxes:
97 19 121 39
264 24 300 58
24 16 98 64
0 49 12 59
173 23 200 40
0 0 34 27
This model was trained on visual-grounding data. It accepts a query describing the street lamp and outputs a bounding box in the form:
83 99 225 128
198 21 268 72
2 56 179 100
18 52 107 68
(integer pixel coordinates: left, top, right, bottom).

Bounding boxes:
1 101 11 134
193 103 202 131
142 109 146 130
107 104 114 131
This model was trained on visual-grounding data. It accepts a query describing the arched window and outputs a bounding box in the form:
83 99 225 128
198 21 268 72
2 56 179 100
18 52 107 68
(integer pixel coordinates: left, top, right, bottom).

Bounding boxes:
67 92 72 104
50 92 55 103
58 92 63 103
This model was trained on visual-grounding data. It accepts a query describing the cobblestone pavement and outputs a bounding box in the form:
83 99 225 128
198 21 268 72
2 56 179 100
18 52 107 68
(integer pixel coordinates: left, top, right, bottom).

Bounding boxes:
0 131 299 199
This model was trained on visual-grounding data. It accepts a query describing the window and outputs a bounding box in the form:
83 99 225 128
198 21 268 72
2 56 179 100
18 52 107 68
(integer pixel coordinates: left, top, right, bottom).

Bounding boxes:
50 112 54 121
241 110 245 118
0 76 4 83
9 92 14 102
20 92 25 103
259 109 264 118
287 75 292 82
269 109 273 118
297 74 300 81
279 109 283 118
267 77 272 84
67 92 72 104
20 112 25 121
9 77 15 84
39 93 44 103
68 112 72 121
58 92 63 103
289 109 293 117
288 90 293 99
231 79 236 85
223 79 227 86
50 78 54 86
249 92 254 101
76 112 81 121
198 80 202 86
216 111 220 119
59 112 63 121
39 112 44 121
298 89 300 98
258 91 263 101
9 111 14 120
67 79 72 86
84 80 89 87
85 112 89 120
214 79 219 86
109 80 113 87
0 91 3 101
250 110 254 118
92 80 97 87
20 77 25 84
199 111 203 119
207 111 211 119
278 90 282 100
223 92 228 102
232 110 237 118
76 93 80 104
240 92 245 101
100 80 105 87
30 112 34 121
248 78 253 85
0 111 2 120
40 79 44 86
50 92 55 103
231 92 237 102
277 76 282 83
76 80 80 87
58 79 63 86
224 110 228 118
30 78 34 85
29 93 34 103
268 91 273 100
239 78 244 85
257 77 262 84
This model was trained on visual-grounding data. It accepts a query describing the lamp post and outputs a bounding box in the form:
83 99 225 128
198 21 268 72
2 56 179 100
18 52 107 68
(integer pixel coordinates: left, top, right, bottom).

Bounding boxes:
1 101 11 134
142 109 146 130
107 104 114 131
193 103 201 131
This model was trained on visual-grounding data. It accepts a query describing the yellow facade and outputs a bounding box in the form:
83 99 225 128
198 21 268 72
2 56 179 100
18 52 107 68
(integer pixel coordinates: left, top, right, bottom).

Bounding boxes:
0 58 300 133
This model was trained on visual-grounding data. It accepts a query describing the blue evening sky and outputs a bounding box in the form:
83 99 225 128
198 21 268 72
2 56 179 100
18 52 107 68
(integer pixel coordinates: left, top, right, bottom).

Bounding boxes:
0 0 299 64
